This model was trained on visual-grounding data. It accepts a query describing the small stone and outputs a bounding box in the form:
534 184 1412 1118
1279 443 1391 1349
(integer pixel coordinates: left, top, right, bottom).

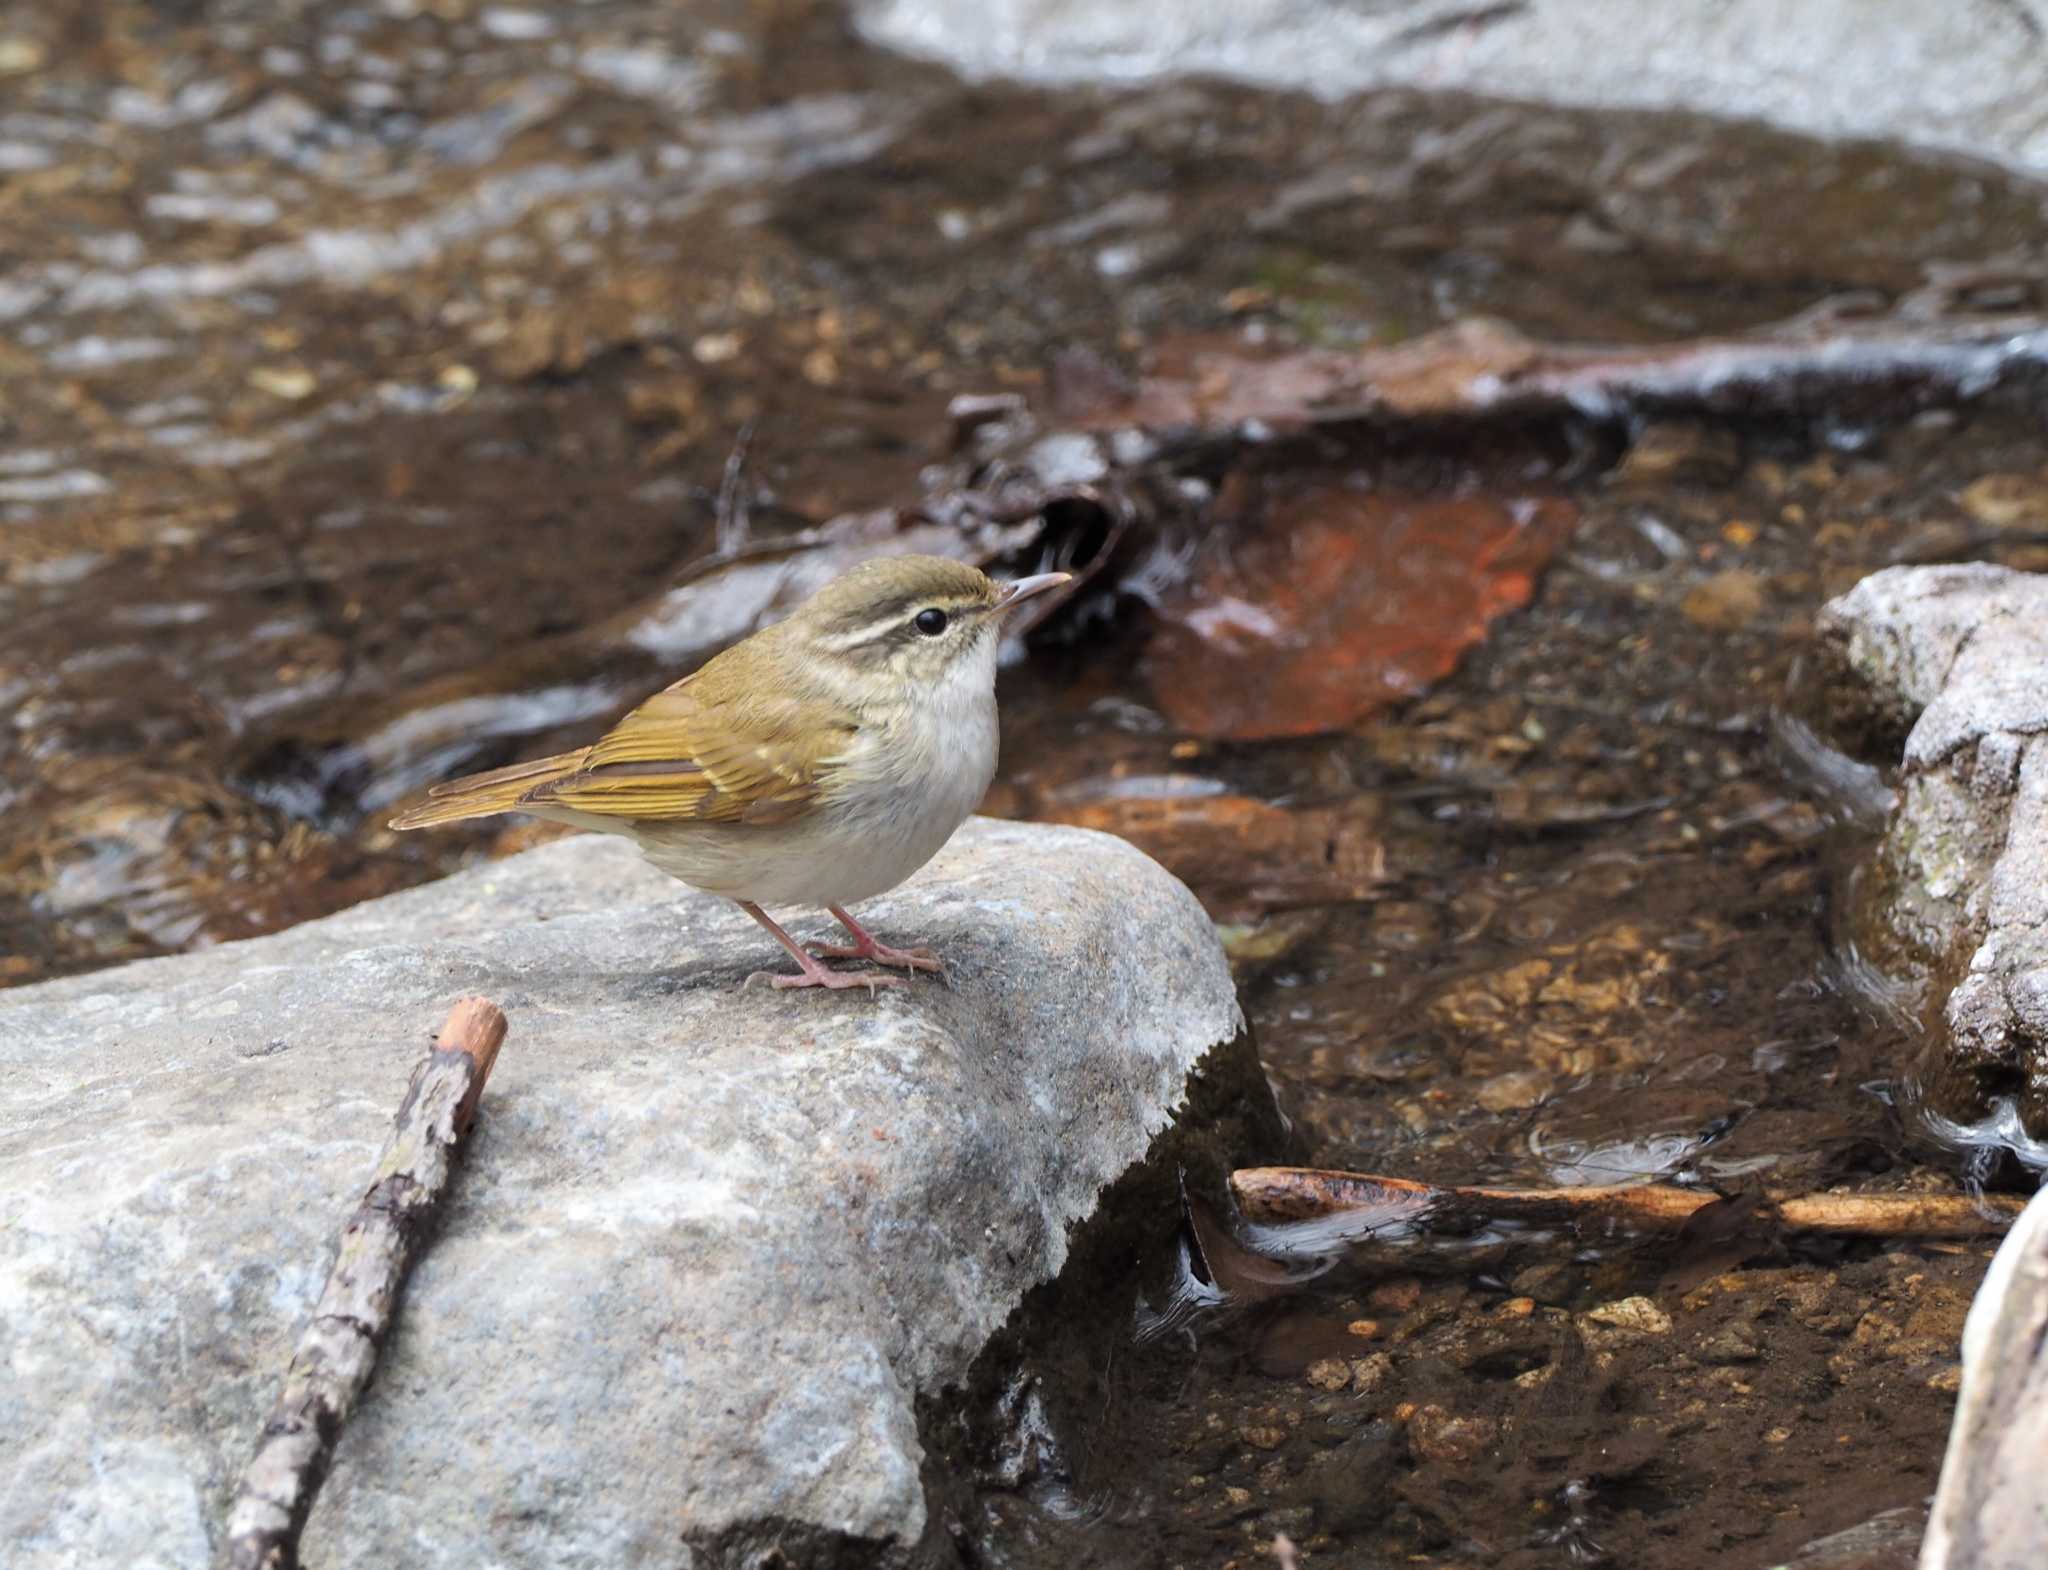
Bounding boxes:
1510 1262 1574 1303
1345 1318 1382 1340
249 365 316 400
1349 1353 1394 1394
1305 1358 1351 1391
1681 569 1768 631
1926 1365 1962 1394
1473 1067 1555 1112
1406 1405 1500 1466
1367 1279 1422 1313
1581 1296 1673 1338
692 330 742 363
1697 1324 1762 1364
1242 1426 1287 1452
1958 471 2048 530
1223 1486 1253 1509
1495 1297 1536 1320
1611 421 1742 490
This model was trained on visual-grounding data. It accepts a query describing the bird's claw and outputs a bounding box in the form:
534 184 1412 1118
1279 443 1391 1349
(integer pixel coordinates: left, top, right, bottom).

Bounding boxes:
808 941 946 977
747 965 905 994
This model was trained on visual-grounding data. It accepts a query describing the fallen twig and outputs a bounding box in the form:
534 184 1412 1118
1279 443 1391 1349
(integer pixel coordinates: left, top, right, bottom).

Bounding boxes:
1230 1166 2026 1239
224 997 508 1570
1071 310 2048 432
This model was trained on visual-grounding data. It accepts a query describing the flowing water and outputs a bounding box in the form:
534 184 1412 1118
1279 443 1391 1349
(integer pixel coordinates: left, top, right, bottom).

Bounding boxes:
8 1 2048 1564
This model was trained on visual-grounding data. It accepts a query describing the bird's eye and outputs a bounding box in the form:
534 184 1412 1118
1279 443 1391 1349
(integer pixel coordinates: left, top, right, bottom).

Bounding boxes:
913 608 949 636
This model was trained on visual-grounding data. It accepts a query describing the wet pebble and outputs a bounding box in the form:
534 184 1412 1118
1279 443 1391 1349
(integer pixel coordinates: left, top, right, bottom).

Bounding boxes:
1343 1355 1391 1397
1403 1405 1500 1466
1696 1324 1763 1365
1304 1358 1350 1391
1579 1295 1674 1341
1680 568 1769 630
1957 470 2048 529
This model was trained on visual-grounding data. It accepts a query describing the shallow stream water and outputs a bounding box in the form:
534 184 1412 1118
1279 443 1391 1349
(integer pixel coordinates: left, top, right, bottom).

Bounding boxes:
8 2 2048 1564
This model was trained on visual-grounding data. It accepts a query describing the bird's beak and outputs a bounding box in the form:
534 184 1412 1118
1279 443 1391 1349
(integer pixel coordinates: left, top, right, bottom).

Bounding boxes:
995 571 1072 611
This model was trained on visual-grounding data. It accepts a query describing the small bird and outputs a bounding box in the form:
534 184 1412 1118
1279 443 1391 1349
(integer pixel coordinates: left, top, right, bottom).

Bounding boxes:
389 555 1070 991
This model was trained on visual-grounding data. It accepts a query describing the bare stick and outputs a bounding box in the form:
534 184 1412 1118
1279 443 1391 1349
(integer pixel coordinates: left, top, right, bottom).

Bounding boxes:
224 997 508 1570
1230 1166 2026 1239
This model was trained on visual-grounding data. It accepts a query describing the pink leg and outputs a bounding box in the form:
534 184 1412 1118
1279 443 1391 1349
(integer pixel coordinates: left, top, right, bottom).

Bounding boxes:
737 902 903 993
811 906 946 979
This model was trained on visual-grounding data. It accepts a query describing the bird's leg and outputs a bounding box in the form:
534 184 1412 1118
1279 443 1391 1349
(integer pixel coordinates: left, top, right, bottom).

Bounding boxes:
811 905 947 979
738 901 903 993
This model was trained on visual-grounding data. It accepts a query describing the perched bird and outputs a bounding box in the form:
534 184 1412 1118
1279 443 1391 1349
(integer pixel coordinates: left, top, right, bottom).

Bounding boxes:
389 555 1070 991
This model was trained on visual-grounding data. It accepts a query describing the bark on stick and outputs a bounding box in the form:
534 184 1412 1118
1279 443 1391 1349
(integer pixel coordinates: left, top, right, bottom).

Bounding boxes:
223 996 507 1570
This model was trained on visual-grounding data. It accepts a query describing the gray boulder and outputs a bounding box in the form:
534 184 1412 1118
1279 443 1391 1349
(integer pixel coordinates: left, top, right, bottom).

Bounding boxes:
1922 1185 2048 1570
0 819 1247 1568
857 0 2048 174
1814 564 2048 1138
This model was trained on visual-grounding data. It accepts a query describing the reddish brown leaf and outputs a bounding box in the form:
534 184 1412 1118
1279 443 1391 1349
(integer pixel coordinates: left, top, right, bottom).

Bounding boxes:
1047 791 1386 918
1144 484 1577 740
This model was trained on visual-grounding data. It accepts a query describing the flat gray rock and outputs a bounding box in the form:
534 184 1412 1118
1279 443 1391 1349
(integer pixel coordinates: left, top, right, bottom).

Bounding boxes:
858 0 2048 174
1815 563 2048 1136
0 819 1245 1569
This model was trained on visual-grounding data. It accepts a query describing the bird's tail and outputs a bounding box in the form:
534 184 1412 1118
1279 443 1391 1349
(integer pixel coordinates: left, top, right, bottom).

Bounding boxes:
388 752 582 830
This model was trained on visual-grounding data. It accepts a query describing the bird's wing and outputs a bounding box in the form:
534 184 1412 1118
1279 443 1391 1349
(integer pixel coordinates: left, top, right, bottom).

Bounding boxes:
523 680 857 826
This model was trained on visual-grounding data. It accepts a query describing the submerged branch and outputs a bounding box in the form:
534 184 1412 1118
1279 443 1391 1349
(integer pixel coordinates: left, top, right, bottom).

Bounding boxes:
1230 1165 2027 1239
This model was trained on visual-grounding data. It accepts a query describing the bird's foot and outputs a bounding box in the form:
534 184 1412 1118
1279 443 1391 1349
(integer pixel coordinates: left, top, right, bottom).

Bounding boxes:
744 957 904 994
738 900 905 997
807 938 945 975
819 906 949 983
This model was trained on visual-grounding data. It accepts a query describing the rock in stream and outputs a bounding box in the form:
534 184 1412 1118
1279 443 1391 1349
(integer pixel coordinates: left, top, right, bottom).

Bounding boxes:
0 819 1246 1568
859 0 2048 173
1816 564 2048 1142
1922 1184 2048 1570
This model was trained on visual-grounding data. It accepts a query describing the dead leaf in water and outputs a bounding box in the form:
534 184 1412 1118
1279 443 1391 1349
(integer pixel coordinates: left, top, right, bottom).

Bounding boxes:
1144 484 1578 740
1023 789 1387 918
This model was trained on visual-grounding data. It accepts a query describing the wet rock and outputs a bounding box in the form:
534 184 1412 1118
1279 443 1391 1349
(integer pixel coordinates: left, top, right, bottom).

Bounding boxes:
1815 565 2048 1135
1579 1296 1674 1343
1773 1504 1926 1570
857 0 2048 173
0 821 1245 1570
1681 568 1769 632
1958 471 2048 533
1349 1353 1394 1394
1611 422 1744 492
1404 1405 1500 1466
1697 1324 1764 1365
1922 1187 2048 1570
1305 1358 1352 1391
